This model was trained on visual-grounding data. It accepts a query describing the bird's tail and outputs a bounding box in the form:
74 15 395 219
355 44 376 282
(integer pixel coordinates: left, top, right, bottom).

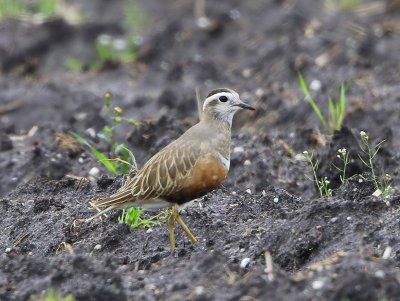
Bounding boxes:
85 189 134 222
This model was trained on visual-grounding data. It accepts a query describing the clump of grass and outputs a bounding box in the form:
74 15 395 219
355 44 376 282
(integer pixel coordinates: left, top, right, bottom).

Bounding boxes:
303 150 333 197
358 131 393 198
298 73 348 135
119 208 171 230
325 0 362 10
30 288 75 301
0 0 58 20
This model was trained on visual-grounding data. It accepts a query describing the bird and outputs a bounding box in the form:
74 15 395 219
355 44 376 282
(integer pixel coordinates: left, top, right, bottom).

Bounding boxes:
86 88 255 253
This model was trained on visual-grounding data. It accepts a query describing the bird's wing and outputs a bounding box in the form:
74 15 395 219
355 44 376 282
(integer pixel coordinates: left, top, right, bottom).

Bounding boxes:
132 140 203 200
91 140 205 209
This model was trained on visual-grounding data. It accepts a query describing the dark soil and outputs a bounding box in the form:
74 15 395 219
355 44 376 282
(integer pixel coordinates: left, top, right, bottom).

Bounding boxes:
1 0 400 300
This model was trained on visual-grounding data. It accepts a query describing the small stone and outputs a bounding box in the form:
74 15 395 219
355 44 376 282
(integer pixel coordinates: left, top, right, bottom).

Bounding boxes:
273 197 279 203
358 178 363 183
93 244 102 251
346 216 352 221
242 68 252 78
310 80 321 91
78 157 85 164
5 247 12 253
233 146 244 153
375 270 385 278
229 9 240 20
85 128 96 138
146 228 153 234
246 189 252 194
194 286 205 295
262 190 266 197
372 189 382 197
240 257 251 268
312 279 325 290
89 167 100 177
244 160 251 166
231 191 237 195
330 217 338 223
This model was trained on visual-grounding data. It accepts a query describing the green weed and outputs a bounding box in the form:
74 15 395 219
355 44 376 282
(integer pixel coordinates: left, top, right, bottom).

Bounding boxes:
303 150 333 197
298 73 348 135
325 0 362 10
30 288 75 301
0 0 58 19
334 148 350 183
119 208 171 230
65 57 83 72
358 131 393 198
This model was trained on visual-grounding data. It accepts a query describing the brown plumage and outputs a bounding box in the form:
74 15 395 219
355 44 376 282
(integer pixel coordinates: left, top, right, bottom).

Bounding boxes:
86 88 255 253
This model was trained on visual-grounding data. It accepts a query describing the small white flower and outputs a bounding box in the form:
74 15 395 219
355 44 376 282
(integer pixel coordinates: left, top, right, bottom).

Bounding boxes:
360 131 368 139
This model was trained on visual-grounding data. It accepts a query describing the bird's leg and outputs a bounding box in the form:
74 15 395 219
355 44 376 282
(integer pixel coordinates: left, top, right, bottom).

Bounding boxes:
173 208 197 244
167 211 176 254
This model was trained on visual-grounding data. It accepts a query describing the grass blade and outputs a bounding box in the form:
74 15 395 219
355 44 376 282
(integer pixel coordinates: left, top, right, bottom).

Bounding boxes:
298 73 328 131
70 132 118 175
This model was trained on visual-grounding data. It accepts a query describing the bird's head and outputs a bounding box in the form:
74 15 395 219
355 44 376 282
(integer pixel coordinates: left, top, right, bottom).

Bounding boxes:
202 88 255 125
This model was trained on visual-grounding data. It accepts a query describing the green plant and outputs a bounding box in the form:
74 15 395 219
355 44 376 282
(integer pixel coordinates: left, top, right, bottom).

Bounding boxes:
30 288 75 301
298 73 347 134
303 151 333 197
325 0 362 10
65 57 83 72
0 0 58 19
70 93 139 175
358 131 393 198
119 208 171 229
90 34 137 71
334 148 350 183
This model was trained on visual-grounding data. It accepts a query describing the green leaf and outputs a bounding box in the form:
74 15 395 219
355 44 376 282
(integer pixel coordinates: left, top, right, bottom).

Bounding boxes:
298 73 328 131
70 132 118 175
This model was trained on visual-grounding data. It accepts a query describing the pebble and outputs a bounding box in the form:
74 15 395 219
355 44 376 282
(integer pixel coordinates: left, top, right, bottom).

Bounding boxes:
194 286 205 295
330 217 338 223
310 79 322 91
146 228 153 234
85 128 96 138
240 257 251 268
375 270 385 278
312 279 325 290
246 189 252 194
5 247 12 253
262 190 266 197
89 167 100 177
229 9 240 20
346 216 352 221
78 157 85 164
93 244 102 251
244 160 251 166
273 197 279 203
233 146 244 153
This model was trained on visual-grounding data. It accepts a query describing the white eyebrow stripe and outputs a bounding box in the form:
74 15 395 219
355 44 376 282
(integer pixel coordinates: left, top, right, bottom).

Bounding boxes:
203 92 232 111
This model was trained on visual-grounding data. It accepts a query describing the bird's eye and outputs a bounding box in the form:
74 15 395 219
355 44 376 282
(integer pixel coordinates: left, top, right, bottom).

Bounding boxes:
219 96 228 102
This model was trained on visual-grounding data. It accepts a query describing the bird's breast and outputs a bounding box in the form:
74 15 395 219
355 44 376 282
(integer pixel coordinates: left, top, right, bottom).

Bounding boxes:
165 153 229 204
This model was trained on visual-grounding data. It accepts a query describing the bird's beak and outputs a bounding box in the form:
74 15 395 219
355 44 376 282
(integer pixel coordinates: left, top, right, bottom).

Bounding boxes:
234 101 255 111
